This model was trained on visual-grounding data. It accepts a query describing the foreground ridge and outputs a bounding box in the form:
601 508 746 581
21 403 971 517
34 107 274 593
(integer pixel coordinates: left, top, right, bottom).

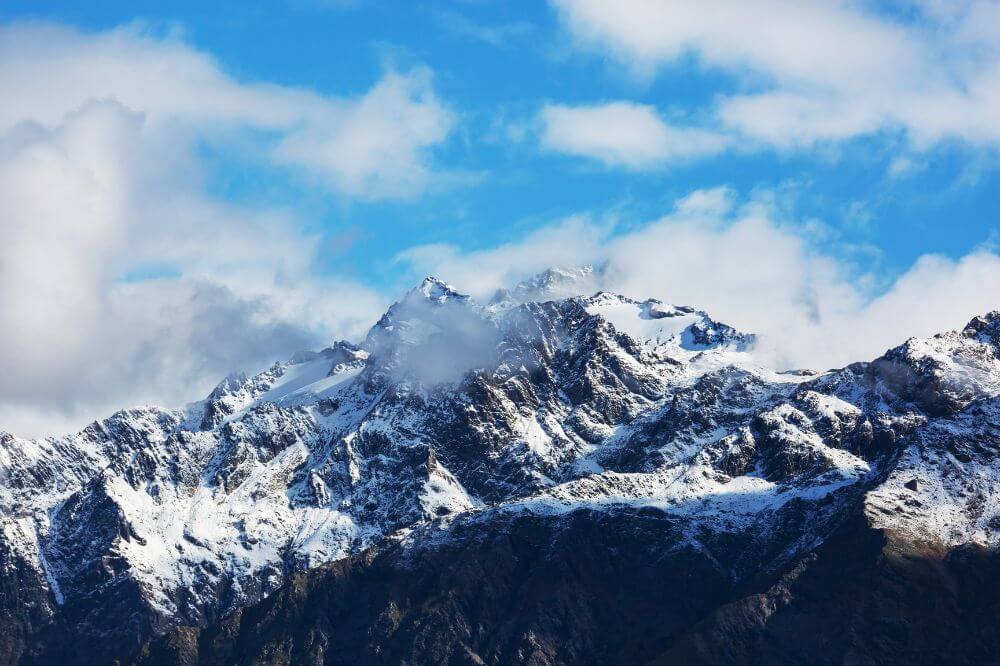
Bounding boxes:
2 274 999 664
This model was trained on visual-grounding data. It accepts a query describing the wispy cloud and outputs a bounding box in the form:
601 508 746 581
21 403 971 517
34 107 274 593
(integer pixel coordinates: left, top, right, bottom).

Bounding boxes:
394 214 609 297
271 68 456 199
434 10 534 48
539 101 728 169
0 22 457 200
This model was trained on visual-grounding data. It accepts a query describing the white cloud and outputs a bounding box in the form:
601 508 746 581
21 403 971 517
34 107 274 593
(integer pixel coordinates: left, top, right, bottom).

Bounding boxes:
539 102 728 169
397 187 1000 371
0 22 456 199
0 99 388 437
0 22 427 436
272 69 456 199
550 0 1000 150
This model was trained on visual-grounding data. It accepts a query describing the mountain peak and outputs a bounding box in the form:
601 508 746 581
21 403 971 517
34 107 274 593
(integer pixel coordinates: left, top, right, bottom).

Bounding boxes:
410 276 469 304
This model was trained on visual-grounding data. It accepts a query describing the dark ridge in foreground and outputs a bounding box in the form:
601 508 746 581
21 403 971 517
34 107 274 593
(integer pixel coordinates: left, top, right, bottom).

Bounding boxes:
135 508 1000 666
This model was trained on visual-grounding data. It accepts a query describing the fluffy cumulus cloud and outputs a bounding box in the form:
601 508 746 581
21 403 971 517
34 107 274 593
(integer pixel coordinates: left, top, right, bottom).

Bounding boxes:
539 102 728 169
397 187 1000 371
0 22 446 436
548 0 1000 164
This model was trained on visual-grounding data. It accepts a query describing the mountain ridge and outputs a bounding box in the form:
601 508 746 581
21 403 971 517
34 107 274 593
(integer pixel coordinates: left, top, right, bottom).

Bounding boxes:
1 271 999 664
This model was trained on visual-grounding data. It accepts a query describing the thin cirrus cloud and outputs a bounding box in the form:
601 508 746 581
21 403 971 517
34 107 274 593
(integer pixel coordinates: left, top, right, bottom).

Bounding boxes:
538 102 728 169
549 0 1000 152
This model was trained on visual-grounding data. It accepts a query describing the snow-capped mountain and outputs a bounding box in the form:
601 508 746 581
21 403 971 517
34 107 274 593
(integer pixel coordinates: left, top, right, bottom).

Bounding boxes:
2 270 1000 664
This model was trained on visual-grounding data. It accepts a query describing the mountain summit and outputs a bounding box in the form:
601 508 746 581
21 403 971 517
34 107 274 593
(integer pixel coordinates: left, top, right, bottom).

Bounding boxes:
1 272 999 664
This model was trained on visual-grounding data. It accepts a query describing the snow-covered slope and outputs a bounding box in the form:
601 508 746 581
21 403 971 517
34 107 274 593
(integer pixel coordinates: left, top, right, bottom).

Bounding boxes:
2 270 999 662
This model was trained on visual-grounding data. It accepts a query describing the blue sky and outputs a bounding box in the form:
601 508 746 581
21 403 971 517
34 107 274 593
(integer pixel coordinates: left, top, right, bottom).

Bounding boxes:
1 0 999 434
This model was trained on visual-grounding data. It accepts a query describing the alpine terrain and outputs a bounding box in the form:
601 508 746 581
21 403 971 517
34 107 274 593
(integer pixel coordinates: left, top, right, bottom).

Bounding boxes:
2 267 999 665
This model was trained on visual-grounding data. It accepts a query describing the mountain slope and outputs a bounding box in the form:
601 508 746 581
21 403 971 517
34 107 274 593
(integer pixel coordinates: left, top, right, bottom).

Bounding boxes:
1 271 999 664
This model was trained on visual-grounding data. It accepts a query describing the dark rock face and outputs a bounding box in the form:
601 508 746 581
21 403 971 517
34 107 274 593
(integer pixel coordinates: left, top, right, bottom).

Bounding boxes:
657 519 1000 666
2 278 1000 665
133 510 1000 666
0 533 53 665
139 509 736 666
